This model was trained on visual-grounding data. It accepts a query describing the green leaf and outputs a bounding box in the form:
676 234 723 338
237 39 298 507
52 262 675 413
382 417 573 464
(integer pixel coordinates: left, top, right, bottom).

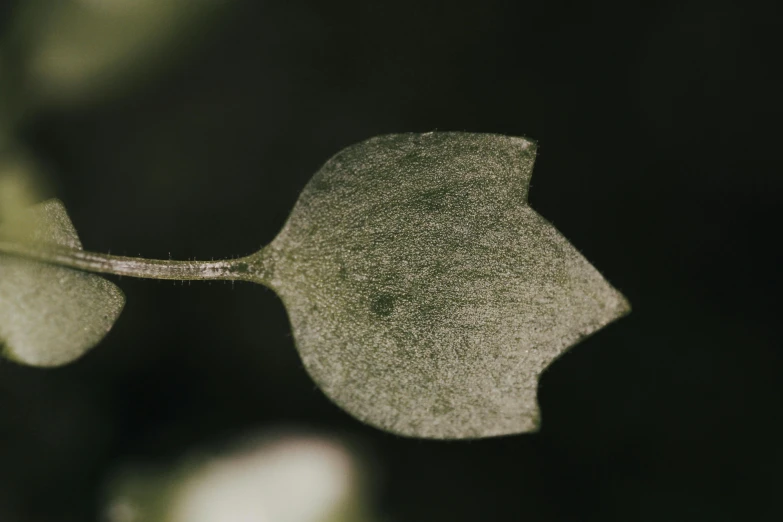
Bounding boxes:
8 0 235 106
264 132 630 439
0 199 124 367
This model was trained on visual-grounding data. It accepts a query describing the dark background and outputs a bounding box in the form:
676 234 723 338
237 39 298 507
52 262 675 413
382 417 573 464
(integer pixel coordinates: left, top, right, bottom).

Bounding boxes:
1 0 781 520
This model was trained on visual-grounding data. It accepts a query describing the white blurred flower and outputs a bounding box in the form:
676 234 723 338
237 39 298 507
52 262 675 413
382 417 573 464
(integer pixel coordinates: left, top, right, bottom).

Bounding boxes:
169 437 356 522
104 432 375 522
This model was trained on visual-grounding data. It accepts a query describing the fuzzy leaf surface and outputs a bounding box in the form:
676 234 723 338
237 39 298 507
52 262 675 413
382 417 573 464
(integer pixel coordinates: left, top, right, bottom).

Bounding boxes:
0 199 124 366
264 132 630 439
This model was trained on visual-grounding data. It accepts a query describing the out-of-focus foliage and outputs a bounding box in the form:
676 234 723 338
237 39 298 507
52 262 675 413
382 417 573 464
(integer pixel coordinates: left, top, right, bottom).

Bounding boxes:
104 432 375 522
1 0 235 108
0 0 234 364
0 199 124 366
0 147 46 233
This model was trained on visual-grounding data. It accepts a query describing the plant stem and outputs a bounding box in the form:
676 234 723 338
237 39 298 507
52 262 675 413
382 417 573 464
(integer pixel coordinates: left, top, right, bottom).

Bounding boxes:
0 240 272 285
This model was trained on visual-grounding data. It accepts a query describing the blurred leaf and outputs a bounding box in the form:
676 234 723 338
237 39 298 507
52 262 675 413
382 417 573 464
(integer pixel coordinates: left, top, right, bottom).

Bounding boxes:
6 0 235 106
0 146 50 232
0 199 124 367
263 132 630 439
